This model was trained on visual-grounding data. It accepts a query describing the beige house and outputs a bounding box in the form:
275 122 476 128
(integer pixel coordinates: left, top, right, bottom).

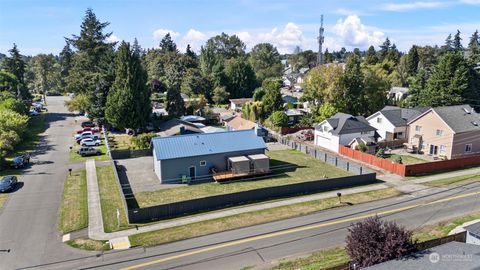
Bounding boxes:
406 105 480 159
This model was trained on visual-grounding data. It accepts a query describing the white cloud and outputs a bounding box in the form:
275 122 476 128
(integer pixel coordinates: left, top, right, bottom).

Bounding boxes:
106 34 121 44
333 15 385 48
152 28 179 40
241 22 307 54
381 1 448 11
180 29 208 51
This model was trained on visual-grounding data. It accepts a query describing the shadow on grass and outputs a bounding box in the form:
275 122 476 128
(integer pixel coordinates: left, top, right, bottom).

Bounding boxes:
115 164 140 209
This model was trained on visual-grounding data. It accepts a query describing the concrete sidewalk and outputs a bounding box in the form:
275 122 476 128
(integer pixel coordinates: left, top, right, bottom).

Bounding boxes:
85 157 390 240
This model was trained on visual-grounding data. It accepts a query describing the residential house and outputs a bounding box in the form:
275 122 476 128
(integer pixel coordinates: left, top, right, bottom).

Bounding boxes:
367 106 429 142
156 118 203 137
406 105 480 159
180 115 206 124
388 86 409 101
229 98 253 111
348 137 377 154
151 130 267 183
365 241 480 270
226 115 257 131
285 109 305 126
465 221 480 245
314 113 377 153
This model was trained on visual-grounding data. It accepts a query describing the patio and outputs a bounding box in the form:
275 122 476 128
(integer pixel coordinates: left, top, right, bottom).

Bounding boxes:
388 148 434 163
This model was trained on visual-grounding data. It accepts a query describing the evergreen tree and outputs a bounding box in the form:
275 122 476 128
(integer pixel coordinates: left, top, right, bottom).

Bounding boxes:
132 37 144 57
443 33 454 53
453 30 463 52
105 42 150 130
419 53 470 107
343 54 364 114
261 78 283 115
386 44 401 64
59 42 73 92
406 45 420 76
379 38 391 61
224 58 257 98
365 45 378 65
324 48 333 63
186 44 196 59
159 33 177 54
468 30 480 65
4 44 28 99
408 68 429 107
248 43 282 83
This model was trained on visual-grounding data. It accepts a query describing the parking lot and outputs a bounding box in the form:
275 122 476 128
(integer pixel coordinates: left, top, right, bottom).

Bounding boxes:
116 156 183 193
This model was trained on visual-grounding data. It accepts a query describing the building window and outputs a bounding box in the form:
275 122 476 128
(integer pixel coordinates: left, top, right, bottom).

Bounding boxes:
323 126 329 132
465 144 472 153
440 145 446 154
377 117 382 123
436 129 444 136
415 125 422 132
200 160 207 166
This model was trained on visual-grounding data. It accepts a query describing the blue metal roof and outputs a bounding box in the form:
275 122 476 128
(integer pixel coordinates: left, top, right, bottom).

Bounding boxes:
152 130 266 160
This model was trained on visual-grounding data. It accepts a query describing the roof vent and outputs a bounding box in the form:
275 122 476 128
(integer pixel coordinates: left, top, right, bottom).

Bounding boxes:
463 107 471 114
472 121 478 126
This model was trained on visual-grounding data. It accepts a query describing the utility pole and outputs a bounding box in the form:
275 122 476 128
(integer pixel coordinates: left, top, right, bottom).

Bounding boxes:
317 14 325 65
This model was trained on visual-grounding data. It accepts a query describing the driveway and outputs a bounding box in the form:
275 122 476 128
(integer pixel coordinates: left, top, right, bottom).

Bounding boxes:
0 96 90 269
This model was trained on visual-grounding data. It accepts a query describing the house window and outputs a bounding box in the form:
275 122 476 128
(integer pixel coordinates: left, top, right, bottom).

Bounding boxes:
415 125 422 132
465 144 473 153
200 160 207 166
436 129 444 136
377 117 382 123
323 126 329 132
440 145 447 154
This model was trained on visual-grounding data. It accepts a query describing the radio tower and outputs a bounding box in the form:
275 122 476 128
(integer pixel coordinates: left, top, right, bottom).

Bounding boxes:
317 15 325 65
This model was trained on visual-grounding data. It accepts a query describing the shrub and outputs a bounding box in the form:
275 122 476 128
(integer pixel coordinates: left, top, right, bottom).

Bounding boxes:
355 142 367 152
268 111 288 127
346 216 414 268
375 148 386 158
394 155 403 164
130 133 157 150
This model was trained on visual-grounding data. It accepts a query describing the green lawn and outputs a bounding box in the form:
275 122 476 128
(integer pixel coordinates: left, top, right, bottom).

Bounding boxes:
129 188 400 247
423 174 480 187
58 170 88 234
12 113 46 155
69 143 110 162
96 166 131 232
413 212 480 242
66 238 111 251
385 154 428 165
108 134 132 150
0 194 8 210
134 150 353 207
271 247 349 270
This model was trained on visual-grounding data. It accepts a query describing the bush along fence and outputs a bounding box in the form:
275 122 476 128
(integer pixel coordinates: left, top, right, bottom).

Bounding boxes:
127 173 377 223
339 145 480 177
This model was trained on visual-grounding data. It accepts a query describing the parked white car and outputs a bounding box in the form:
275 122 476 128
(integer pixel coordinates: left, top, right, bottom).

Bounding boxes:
80 138 101 146
75 131 93 140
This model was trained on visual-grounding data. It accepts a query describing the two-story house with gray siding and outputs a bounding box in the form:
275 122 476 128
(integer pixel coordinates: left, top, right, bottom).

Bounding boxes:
152 130 267 184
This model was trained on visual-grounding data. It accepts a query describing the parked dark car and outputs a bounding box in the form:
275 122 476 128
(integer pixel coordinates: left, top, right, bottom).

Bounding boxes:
11 156 27 169
81 121 96 128
0 176 18 192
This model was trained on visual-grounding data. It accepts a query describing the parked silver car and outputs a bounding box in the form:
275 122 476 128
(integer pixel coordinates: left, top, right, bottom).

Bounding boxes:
0 176 18 192
77 147 102 157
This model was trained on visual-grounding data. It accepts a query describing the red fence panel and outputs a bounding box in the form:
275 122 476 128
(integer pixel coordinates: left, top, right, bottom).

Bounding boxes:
339 145 407 176
404 155 480 176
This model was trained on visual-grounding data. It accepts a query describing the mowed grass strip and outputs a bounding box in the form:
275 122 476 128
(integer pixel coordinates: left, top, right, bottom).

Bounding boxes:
129 188 400 247
385 154 428 165
69 143 110 162
0 194 9 210
96 165 131 232
58 170 88 234
423 174 480 187
66 238 111 251
134 150 353 207
413 212 480 242
271 246 349 270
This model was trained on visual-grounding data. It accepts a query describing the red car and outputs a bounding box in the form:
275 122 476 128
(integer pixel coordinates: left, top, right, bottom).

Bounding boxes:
297 129 314 141
76 127 101 134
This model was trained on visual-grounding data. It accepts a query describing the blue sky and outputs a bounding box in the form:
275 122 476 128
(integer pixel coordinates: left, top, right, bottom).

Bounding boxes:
1 0 479 55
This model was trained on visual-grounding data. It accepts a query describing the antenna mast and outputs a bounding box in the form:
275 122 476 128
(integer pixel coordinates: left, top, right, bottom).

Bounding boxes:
317 14 325 65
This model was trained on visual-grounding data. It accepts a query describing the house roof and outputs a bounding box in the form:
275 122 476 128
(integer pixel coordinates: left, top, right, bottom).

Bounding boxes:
211 107 228 114
228 156 249 162
372 106 430 127
220 113 235 122
389 86 409 94
365 241 480 270
156 118 203 137
229 98 253 105
318 112 376 135
464 221 480 236
152 130 266 160
226 116 257 130
409 104 480 133
349 136 376 146
200 126 226 133
248 154 269 160
180 115 206 123
285 109 304 116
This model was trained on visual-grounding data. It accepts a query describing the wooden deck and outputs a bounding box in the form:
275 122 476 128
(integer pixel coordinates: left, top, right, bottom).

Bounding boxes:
213 170 270 183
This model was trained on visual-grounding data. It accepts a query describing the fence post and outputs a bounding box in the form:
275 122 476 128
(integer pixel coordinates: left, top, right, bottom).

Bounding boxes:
347 162 349 171
335 157 338 167
360 167 362 175
325 153 327 162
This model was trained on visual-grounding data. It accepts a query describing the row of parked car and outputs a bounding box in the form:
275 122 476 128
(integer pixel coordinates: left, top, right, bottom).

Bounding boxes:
75 121 104 157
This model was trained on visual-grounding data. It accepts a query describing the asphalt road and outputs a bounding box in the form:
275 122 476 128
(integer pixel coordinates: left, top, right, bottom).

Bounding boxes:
2 97 480 270
0 97 88 269
28 181 480 270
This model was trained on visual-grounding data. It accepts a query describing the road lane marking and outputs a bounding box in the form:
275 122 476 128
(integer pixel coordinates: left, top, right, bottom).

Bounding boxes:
120 191 480 270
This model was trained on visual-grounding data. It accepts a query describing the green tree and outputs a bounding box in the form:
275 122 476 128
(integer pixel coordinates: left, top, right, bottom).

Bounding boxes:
324 48 334 63
343 54 365 115
159 33 178 54
224 58 257 98
365 45 378 65
261 78 283 115
105 42 151 130
407 69 429 107
65 93 90 113
267 111 288 127
442 33 454 53
453 30 463 52
468 30 480 65
3 44 29 99
29 54 58 96
253 87 266 101
200 33 246 76
378 38 391 62
180 68 211 98
419 53 471 107
315 102 339 123
248 43 282 82
0 71 19 94
406 45 419 76
59 42 73 92
212 86 229 104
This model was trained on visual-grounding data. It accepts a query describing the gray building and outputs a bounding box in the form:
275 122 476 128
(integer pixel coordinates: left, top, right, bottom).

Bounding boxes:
152 130 267 184
465 221 480 245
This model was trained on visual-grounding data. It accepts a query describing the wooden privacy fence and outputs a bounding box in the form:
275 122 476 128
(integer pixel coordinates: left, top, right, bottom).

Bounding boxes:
340 145 480 176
